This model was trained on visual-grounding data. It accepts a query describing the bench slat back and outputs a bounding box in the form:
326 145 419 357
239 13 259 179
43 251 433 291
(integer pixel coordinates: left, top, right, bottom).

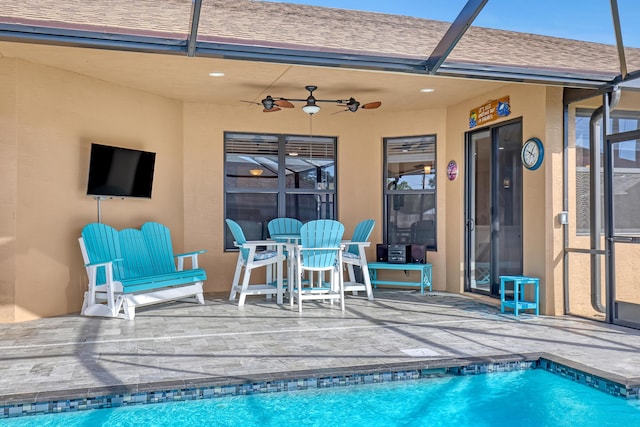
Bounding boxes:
119 228 155 278
81 223 126 283
141 222 178 275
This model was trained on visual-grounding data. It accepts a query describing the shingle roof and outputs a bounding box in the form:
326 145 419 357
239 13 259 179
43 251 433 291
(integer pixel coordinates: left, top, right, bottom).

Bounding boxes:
1 0 638 79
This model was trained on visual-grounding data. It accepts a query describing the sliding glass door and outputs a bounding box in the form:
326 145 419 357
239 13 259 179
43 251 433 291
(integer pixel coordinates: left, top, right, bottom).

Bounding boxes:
466 120 523 296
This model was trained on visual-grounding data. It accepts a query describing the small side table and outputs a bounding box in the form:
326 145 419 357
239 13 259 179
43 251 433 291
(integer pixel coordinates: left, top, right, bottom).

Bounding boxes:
499 275 539 316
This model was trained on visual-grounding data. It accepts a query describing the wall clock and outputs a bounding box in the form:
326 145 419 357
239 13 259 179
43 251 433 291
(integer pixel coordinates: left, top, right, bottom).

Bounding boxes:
521 137 544 170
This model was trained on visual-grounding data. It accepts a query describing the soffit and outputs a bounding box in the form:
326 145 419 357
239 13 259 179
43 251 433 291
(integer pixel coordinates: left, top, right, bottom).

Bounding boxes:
0 41 509 111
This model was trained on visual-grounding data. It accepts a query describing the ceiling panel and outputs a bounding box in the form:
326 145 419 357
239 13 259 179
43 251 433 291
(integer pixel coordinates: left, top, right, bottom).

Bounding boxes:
0 41 512 112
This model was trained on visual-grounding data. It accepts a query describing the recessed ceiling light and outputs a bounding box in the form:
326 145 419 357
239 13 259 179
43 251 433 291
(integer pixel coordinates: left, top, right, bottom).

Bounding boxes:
208 72 225 77
420 88 435 93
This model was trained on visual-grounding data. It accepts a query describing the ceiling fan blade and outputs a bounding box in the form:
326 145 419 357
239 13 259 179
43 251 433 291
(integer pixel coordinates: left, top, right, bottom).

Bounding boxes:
331 109 349 115
240 100 261 105
362 101 382 109
275 99 294 108
263 107 281 112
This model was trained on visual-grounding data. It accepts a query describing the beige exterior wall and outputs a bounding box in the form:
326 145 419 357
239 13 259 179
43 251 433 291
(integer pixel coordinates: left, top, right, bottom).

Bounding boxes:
183 103 448 292
0 58 17 322
2 59 184 321
0 55 572 321
444 83 564 314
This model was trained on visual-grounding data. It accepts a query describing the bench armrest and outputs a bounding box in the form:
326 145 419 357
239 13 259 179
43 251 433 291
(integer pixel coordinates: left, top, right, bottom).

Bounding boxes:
175 249 207 270
84 258 123 268
175 249 207 258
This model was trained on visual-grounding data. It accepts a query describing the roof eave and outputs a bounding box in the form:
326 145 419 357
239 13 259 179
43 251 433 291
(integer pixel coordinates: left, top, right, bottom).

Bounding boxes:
0 22 187 54
0 23 622 89
436 62 617 88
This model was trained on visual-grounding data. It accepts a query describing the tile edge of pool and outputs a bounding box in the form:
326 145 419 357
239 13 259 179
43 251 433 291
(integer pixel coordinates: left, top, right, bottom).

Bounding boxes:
1 352 639 418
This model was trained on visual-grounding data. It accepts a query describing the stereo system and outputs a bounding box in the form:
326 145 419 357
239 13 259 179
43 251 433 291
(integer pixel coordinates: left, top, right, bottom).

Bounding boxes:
376 244 426 264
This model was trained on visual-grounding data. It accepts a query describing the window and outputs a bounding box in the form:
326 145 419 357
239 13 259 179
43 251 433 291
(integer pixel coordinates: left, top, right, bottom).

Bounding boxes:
383 135 437 250
575 109 640 235
224 132 337 250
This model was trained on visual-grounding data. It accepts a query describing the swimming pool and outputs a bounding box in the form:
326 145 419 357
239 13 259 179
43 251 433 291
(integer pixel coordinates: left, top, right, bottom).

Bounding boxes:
2 368 639 426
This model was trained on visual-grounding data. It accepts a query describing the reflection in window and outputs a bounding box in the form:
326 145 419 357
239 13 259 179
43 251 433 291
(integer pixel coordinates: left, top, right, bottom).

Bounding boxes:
224 132 336 250
383 135 437 250
285 136 335 190
575 109 640 235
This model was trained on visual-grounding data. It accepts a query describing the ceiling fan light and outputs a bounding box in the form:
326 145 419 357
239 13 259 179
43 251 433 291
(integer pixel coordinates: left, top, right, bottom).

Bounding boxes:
249 168 264 176
302 104 320 115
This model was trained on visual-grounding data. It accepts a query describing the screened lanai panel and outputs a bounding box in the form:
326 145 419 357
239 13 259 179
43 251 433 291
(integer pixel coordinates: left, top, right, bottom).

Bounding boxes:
611 127 640 327
566 98 607 320
0 0 191 39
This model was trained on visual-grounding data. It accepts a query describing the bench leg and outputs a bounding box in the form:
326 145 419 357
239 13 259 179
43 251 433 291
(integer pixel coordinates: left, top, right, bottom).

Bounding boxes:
122 297 135 320
370 269 378 290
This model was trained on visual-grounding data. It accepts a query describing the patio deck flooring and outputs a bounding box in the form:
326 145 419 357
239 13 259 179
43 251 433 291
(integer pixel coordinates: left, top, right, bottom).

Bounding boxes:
1 289 640 405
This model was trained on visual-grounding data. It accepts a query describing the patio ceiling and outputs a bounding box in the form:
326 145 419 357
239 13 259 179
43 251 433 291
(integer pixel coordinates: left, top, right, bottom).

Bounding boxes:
0 40 510 112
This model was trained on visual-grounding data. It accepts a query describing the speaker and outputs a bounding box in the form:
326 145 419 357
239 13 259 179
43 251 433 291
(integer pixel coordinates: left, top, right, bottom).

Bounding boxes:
376 244 388 262
410 244 426 264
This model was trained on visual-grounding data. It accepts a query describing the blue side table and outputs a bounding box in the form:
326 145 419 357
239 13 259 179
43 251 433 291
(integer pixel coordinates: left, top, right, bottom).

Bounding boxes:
499 275 539 316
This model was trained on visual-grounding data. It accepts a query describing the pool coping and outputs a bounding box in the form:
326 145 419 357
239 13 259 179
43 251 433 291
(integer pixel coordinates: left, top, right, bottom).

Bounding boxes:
2 352 640 417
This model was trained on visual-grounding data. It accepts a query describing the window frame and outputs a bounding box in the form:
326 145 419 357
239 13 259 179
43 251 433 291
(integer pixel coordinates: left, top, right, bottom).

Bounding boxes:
382 134 438 251
223 131 338 251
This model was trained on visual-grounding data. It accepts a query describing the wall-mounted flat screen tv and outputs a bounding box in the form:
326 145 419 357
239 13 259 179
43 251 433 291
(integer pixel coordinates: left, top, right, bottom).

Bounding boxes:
86 143 156 198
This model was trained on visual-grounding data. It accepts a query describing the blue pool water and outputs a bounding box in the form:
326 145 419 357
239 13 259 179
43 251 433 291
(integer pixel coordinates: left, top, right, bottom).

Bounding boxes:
2 370 640 426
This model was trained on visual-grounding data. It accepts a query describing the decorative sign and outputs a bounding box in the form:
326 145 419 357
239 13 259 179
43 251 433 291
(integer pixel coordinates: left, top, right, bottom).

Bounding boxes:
469 96 511 128
447 160 458 181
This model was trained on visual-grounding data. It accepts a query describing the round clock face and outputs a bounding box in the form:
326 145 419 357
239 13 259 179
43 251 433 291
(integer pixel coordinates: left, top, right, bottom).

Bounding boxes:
521 138 544 170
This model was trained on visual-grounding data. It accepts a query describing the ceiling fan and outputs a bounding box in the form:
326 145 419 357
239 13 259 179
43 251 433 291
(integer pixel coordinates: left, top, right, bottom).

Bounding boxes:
240 95 294 112
242 85 382 115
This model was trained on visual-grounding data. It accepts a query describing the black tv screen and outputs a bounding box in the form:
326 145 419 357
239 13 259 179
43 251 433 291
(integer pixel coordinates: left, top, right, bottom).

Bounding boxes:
86 143 156 198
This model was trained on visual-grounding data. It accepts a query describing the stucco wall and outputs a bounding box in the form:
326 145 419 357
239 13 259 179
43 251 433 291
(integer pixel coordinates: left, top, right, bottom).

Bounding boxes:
0 56 569 321
445 83 564 314
6 59 184 322
182 103 449 293
0 58 17 322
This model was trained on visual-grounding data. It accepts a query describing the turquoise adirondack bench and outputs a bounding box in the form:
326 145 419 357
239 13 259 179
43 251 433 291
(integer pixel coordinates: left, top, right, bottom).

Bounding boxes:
79 222 207 320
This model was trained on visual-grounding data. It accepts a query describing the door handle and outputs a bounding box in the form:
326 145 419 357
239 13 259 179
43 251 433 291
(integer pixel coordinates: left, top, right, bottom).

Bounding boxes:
467 218 475 231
